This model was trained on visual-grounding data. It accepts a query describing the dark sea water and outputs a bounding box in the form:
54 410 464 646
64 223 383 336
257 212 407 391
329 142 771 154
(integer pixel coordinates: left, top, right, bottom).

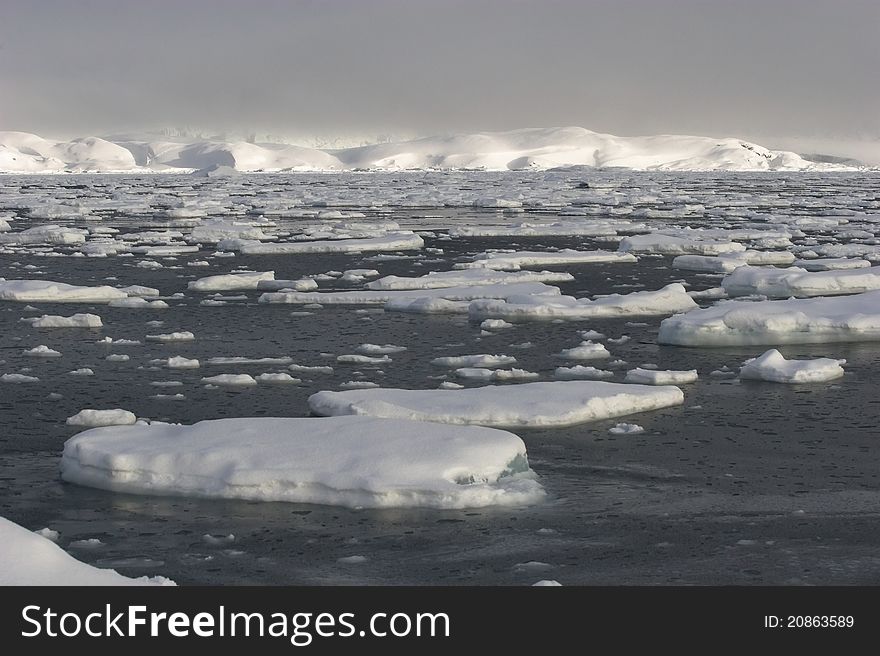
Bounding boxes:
1 171 879 584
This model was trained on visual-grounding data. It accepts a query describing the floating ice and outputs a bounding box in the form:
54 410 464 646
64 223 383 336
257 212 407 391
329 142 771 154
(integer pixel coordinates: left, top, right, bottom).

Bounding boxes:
624 368 698 385
23 345 62 358
28 313 103 328
201 374 257 387
457 249 637 270
619 234 746 256
146 331 195 342
66 409 138 427
60 416 545 509
739 349 846 383
0 516 172 586
721 265 880 298
553 366 614 380
368 268 572 290
658 292 880 346
219 232 424 255
0 280 128 303
308 381 684 428
259 281 559 306
430 354 517 368
166 356 200 369
468 283 697 321
556 341 611 360
188 271 275 291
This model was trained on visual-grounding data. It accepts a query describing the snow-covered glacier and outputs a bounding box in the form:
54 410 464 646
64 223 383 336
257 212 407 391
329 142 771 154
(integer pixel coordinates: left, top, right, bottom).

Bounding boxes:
0 126 854 173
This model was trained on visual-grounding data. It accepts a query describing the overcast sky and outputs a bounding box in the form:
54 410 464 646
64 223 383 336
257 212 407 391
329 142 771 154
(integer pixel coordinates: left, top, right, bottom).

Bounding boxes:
1 0 877 152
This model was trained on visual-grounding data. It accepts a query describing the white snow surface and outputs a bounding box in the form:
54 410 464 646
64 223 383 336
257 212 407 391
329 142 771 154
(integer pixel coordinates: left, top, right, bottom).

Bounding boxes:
739 349 846 383
624 368 699 385
0 516 173 586
29 313 102 328
308 381 684 428
66 409 138 427
0 127 838 173
457 249 637 270
188 271 274 291
467 283 697 321
721 265 880 298
658 292 880 346
60 416 544 509
0 280 128 303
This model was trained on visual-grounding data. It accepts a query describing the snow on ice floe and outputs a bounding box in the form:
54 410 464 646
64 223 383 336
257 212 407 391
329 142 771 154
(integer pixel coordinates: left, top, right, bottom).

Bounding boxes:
619 234 746 256
467 283 697 321
792 258 871 272
308 381 684 428
201 374 258 387
23 345 62 357
259 281 559 307
1 373 40 383
108 297 169 309
0 127 843 173
739 349 846 383
26 313 102 328
553 366 614 380
59 416 544 509
166 356 200 369
219 232 424 255
255 278 319 292
66 409 138 428
609 423 645 434
430 354 517 368
146 331 195 342
672 250 795 273
455 367 540 381
624 368 698 385
0 516 173 586
448 221 625 238
0 280 128 303
556 341 611 360
366 268 573 290
456 249 637 270
721 265 880 298
658 291 880 346
188 271 274 291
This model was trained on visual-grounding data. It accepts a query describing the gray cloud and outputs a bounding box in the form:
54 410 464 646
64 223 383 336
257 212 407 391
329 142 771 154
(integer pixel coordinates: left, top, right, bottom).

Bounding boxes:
1 0 878 153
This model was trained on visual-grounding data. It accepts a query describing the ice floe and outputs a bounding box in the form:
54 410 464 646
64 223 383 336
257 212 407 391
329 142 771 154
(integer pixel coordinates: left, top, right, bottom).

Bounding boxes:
60 416 544 509
308 381 684 428
739 349 846 383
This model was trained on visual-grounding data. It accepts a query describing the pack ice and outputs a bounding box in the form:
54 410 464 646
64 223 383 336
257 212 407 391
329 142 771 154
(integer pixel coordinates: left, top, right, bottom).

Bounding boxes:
739 349 846 383
60 416 545 509
658 292 880 346
308 381 684 428
0 516 172 586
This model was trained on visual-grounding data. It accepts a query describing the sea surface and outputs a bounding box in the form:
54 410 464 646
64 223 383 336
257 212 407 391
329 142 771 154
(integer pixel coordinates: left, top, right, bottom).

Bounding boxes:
1 171 879 584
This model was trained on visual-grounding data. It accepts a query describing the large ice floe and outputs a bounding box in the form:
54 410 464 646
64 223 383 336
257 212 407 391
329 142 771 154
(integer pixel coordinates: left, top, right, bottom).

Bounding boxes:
0 516 173 586
218 232 424 255
618 234 746 256
0 280 129 303
456 249 638 270
739 349 846 383
308 381 684 428
259 282 559 308
60 416 544 509
366 268 573 290
187 271 275 291
658 291 880 346
467 283 697 321
721 265 880 298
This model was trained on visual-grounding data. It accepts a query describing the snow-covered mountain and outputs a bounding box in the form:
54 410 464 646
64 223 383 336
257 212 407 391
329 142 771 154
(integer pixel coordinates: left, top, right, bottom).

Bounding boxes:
0 127 857 173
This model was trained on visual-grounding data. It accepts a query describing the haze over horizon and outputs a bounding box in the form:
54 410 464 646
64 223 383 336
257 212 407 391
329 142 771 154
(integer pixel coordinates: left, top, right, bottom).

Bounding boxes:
1 0 878 161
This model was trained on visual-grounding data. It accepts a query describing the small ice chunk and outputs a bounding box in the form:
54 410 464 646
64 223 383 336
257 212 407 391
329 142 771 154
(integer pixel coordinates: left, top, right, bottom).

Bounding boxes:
67 409 138 428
